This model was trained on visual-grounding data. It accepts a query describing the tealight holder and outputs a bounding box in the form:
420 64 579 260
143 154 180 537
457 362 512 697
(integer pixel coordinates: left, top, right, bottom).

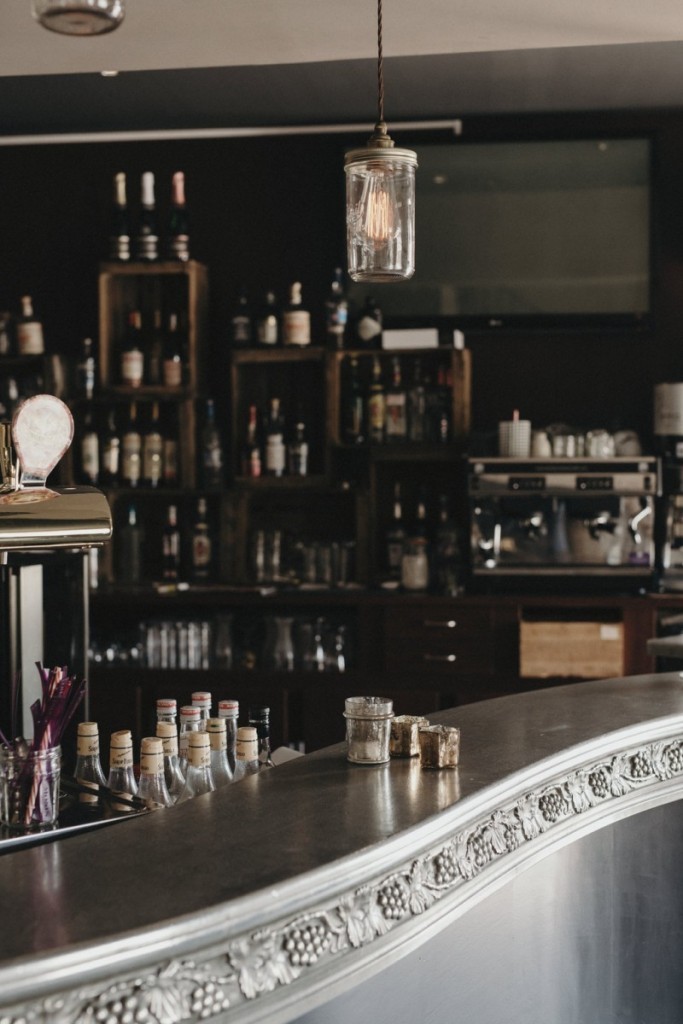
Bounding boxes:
418 724 460 769
390 715 430 757
344 696 394 765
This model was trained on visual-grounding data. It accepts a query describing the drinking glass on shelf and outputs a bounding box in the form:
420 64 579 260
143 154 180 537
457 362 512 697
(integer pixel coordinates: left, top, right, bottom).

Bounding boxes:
263 615 295 671
213 613 234 669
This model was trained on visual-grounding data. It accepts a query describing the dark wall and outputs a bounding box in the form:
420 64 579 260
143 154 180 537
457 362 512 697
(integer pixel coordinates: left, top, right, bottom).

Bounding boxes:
1 110 683 447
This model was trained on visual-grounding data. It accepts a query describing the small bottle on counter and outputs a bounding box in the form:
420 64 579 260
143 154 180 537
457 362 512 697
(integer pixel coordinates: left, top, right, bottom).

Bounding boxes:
156 698 178 726
191 690 212 727
156 720 185 802
106 729 138 812
74 721 108 806
178 704 202 773
138 736 174 809
233 726 261 781
248 705 275 769
176 731 216 802
218 699 239 776
206 717 233 787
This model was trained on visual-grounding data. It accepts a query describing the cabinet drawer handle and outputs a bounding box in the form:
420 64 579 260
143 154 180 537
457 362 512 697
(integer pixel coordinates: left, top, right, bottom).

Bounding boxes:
423 653 457 663
423 619 457 629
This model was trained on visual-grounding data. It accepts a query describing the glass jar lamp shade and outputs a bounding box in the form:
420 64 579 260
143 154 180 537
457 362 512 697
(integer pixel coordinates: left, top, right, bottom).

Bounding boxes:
345 134 417 283
32 0 125 35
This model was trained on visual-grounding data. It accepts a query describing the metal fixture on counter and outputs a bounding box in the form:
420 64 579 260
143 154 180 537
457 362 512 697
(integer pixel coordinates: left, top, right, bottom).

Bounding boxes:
344 0 417 283
344 696 394 764
32 0 125 35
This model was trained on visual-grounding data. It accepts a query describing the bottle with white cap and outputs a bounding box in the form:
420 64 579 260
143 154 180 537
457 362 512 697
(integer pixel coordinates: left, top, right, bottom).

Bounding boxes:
106 729 138 812
74 721 108 806
206 717 232 788
176 731 215 802
191 690 212 727
138 736 173 809
233 726 261 782
217 699 239 775
178 705 202 773
156 698 177 726
156 720 185 801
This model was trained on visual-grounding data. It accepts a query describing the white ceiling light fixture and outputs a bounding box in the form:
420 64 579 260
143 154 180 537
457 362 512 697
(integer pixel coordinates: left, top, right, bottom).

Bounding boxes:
344 0 418 283
32 0 125 36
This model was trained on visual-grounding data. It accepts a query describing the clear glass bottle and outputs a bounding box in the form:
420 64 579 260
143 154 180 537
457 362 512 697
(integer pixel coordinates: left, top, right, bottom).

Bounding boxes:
233 726 261 781
191 690 212 726
241 403 262 478
156 720 185 801
156 697 177 726
265 397 286 477
120 311 144 387
217 699 239 775
178 704 201 773
248 705 275 768
136 171 159 261
176 731 215 802
74 721 108 807
167 170 190 262
206 717 232 787
106 729 138 812
138 736 173 809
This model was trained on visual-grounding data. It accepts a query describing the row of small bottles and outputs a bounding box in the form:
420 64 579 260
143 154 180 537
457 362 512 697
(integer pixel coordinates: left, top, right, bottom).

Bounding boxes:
384 485 465 595
241 398 309 478
230 270 382 350
0 296 46 356
109 170 190 263
74 696 274 812
115 497 214 584
118 308 187 389
341 354 453 446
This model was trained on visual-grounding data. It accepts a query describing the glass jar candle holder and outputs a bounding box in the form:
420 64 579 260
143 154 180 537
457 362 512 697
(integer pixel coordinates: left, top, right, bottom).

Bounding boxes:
390 715 430 757
0 744 61 831
418 725 460 769
344 696 394 765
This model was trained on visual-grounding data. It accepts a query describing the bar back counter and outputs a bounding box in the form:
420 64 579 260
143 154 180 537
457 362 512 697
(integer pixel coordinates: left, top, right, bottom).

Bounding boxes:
2 673 683 1024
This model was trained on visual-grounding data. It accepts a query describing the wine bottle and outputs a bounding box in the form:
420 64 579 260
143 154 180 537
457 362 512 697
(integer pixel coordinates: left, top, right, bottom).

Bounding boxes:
118 502 143 584
109 171 130 262
76 336 96 400
147 309 164 387
282 282 310 346
385 482 406 580
325 267 348 349
241 403 262 478
120 401 142 487
201 397 224 489
120 311 144 388
162 503 181 581
432 493 464 596
342 356 365 445
385 356 408 443
264 397 286 476
190 496 212 582
100 408 120 486
162 405 179 487
15 295 44 355
80 404 100 485
167 170 190 262
367 356 386 444
162 312 184 388
354 295 382 349
288 414 309 476
142 400 163 488
408 358 427 442
136 171 159 261
255 291 280 347
230 289 252 347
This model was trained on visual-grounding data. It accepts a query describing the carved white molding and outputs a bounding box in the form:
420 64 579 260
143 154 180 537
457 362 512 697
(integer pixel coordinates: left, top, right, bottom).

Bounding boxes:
4 732 683 1024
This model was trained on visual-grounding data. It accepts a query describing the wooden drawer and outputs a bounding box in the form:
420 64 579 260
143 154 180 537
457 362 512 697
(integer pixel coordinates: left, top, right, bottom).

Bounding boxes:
383 605 494 675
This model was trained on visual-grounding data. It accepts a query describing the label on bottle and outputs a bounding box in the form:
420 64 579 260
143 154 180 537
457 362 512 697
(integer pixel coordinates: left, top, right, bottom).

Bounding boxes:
169 234 190 261
188 741 211 769
140 748 164 775
77 733 100 756
16 322 44 355
163 357 183 388
109 743 134 770
232 315 251 345
385 395 408 440
266 435 286 475
368 394 386 437
137 232 159 261
121 349 144 387
236 734 258 762
192 531 212 571
283 310 311 346
159 732 179 757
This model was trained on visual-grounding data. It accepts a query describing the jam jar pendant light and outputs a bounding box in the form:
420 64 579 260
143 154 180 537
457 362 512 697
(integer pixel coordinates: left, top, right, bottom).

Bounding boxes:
32 0 125 35
345 0 417 282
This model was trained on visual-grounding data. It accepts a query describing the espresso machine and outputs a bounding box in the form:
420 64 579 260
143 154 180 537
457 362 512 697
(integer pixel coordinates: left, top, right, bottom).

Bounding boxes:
467 456 659 591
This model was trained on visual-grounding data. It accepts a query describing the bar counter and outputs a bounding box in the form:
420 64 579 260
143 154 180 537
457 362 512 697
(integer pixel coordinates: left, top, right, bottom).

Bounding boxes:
2 673 683 1023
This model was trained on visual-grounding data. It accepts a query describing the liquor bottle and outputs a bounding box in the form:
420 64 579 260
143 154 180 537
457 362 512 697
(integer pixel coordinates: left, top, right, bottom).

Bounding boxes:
230 289 252 347
206 717 233 787
156 697 177 726
241 403 262 478
138 736 174 810
109 171 130 262
432 493 464 596
178 705 201 773
217 699 239 775
80 404 100 485
136 171 159 261
190 497 212 581
233 726 261 781
354 295 382 349
288 414 309 476
201 398 224 489
142 401 163 488
264 397 286 477
100 408 121 486
162 406 179 487
15 295 44 355
175 731 215 803
282 281 311 346
342 356 365 445
74 721 108 807
120 311 144 388
384 356 408 442
325 267 348 349
191 690 213 726
162 503 181 581
162 312 184 388
147 309 164 387
156 721 185 801
400 488 430 592
117 502 143 584
248 705 275 768
367 356 386 444
106 729 139 813
120 401 142 487
76 337 96 400
433 365 452 444
408 358 427 442
385 482 407 580
167 170 190 262
255 291 280 347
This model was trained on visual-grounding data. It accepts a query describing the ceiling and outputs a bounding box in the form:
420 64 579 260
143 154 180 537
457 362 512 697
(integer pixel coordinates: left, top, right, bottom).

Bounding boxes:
2 0 683 140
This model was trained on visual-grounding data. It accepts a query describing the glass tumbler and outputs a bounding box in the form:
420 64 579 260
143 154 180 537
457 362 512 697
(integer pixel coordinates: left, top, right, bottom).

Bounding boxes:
0 745 61 831
344 697 394 765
